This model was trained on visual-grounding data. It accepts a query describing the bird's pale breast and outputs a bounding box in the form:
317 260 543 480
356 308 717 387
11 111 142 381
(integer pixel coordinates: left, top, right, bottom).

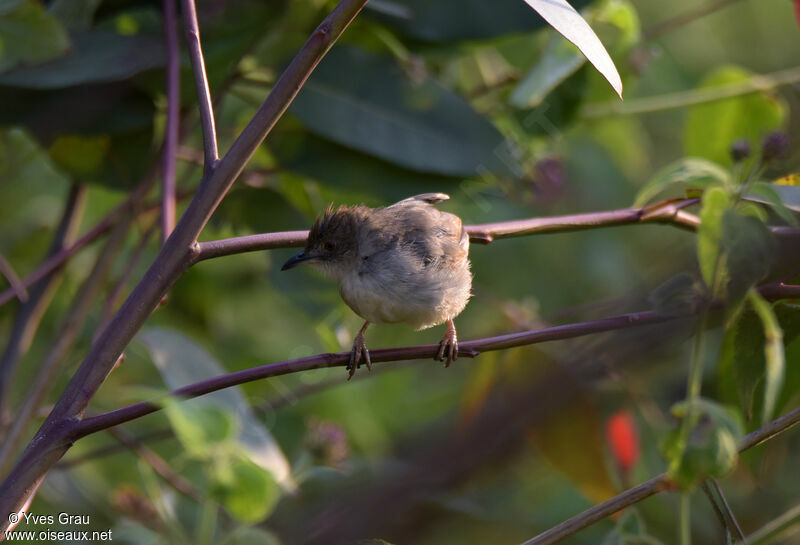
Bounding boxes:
337 200 471 330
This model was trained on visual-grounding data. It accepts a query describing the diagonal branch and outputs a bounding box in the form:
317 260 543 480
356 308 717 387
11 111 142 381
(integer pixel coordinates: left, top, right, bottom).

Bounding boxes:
161 0 181 243
0 204 138 474
0 254 27 303
180 0 219 172
66 281 800 440
0 184 87 424
73 308 681 438
0 0 370 527
0 191 149 308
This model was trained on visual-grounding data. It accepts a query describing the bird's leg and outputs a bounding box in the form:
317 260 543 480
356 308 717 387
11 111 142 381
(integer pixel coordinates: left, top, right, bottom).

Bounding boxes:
436 318 458 367
348 321 371 380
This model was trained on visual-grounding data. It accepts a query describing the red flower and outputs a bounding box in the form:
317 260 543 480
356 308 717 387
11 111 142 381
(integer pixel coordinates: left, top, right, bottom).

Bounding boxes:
606 410 640 473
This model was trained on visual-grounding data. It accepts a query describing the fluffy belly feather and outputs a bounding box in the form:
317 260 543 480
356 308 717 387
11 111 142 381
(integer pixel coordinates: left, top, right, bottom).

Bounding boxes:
338 265 470 330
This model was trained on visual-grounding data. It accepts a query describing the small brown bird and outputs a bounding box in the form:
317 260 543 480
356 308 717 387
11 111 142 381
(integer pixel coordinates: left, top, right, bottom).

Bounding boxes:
281 193 472 378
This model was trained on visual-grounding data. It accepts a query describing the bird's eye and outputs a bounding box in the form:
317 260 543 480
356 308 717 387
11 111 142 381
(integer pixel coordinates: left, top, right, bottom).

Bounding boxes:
323 242 335 252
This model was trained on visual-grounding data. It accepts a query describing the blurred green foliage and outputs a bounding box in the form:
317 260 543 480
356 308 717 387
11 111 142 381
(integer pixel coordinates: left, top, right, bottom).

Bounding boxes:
2 0 800 544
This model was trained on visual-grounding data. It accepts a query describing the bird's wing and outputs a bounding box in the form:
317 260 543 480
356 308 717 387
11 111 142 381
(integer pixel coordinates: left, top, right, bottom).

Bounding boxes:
389 193 450 207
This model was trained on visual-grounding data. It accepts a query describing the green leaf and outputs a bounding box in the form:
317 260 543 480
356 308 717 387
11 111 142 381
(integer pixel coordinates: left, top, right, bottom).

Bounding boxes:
137 328 293 489
522 0 622 99
697 186 731 289
718 310 768 422
289 46 521 178
748 291 785 425
269 131 463 205
0 0 70 73
47 134 110 176
718 304 800 427
211 456 279 524
0 31 164 88
746 182 799 225
364 0 593 42
163 400 238 458
221 527 282 545
634 157 729 206
662 399 744 488
48 0 102 31
684 65 786 166
510 33 585 109
721 210 776 305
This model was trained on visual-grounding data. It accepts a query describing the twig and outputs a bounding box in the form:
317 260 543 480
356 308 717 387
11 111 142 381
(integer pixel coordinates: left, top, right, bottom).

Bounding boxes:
582 66 800 118
106 428 203 503
0 0 370 525
644 0 745 40
180 0 219 172
701 482 732 541
63 282 800 439
161 0 180 243
0 184 87 427
710 478 746 541
56 365 389 468
71 309 680 437
521 403 800 545
95 220 159 340
0 194 138 308
55 429 174 470
0 254 27 303
0 207 136 474
193 200 703 262
742 502 800 545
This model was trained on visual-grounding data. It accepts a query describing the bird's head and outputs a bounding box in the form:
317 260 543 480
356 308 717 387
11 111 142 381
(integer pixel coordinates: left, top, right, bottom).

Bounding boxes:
281 204 361 278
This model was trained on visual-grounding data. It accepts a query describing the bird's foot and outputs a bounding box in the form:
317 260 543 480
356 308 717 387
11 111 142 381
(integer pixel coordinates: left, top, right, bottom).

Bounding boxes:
436 319 458 367
347 323 371 380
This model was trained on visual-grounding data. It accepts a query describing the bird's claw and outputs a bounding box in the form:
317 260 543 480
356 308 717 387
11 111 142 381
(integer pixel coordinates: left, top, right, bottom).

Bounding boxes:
436 321 458 367
347 331 371 380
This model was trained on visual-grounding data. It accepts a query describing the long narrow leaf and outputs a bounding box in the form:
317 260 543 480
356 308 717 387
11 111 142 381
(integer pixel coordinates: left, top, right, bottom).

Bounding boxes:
521 0 623 98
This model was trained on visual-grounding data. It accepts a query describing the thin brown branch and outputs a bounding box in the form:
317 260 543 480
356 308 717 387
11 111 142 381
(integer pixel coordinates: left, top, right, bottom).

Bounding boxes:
193 200 703 262
180 0 219 172
96 219 159 341
0 194 139 308
161 0 180 243
56 429 174 470
0 207 136 474
710 478 745 541
71 309 684 438
64 281 800 440
0 254 27 303
701 482 733 540
0 184 87 426
58 362 396 469
521 403 800 545
107 428 203 503
742 501 800 545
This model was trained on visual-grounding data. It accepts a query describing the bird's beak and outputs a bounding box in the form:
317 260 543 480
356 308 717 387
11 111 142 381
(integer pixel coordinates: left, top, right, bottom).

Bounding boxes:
281 250 314 271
